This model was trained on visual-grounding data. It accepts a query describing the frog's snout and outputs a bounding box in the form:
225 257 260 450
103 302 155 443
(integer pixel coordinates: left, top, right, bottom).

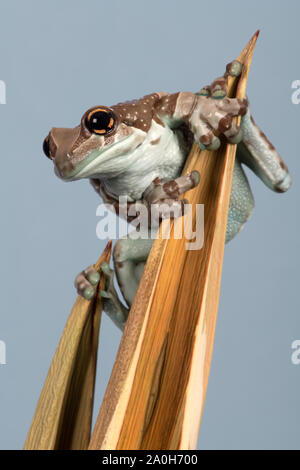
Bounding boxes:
43 126 81 179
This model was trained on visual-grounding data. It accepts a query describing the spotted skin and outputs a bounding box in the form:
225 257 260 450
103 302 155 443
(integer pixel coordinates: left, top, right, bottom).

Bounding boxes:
43 61 292 329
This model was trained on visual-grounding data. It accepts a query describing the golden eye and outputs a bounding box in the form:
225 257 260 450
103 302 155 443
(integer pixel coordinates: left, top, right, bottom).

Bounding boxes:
85 108 116 135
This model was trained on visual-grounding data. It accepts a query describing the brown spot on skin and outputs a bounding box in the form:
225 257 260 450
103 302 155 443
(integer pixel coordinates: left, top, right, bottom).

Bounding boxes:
238 99 248 116
210 78 226 92
225 62 233 76
274 186 285 193
153 177 161 185
150 137 161 145
218 114 233 133
280 160 288 171
200 132 213 146
162 180 179 198
213 78 226 87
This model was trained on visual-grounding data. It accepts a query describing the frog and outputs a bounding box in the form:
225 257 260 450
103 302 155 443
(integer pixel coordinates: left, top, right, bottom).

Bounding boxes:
43 61 291 330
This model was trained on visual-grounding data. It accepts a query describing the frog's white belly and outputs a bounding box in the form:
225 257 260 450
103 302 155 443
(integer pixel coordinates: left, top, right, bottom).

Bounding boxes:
101 120 189 201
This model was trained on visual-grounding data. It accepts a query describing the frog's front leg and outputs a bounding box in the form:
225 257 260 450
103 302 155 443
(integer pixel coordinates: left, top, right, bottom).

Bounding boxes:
195 61 291 193
156 61 248 150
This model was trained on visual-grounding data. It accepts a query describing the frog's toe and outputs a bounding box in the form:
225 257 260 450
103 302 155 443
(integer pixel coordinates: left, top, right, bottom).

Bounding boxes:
100 261 113 276
83 286 95 300
228 127 243 144
226 60 243 78
210 77 227 100
84 266 100 286
204 135 221 150
274 172 292 193
197 127 221 151
74 265 100 299
211 89 226 100
196 86 210 97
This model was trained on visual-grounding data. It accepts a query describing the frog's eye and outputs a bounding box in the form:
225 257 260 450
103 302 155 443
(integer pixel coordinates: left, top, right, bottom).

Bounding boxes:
43 136 51 159
85 108 116 135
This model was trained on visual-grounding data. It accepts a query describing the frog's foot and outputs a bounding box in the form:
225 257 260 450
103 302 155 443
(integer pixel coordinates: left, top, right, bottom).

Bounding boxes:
195 60 246 149
99 262 129 331
143 171 200 222
74 265 100 300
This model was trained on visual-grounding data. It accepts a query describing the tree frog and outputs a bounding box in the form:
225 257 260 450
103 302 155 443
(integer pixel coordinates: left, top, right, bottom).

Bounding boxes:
43 61 291 330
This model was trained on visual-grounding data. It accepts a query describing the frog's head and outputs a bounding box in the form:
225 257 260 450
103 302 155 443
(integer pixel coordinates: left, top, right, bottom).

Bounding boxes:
43 106 146 181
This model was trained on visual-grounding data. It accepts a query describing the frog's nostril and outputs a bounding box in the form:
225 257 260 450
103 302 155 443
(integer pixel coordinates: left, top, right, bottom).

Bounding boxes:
43 136 51 159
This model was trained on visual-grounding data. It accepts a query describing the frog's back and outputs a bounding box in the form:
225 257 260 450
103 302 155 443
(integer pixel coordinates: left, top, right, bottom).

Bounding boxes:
111 92 194 150
111 93 163 133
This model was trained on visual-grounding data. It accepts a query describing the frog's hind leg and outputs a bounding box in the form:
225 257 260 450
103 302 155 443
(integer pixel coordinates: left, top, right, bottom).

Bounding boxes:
237 108 291 193
226 159 254 243
227 107 292 243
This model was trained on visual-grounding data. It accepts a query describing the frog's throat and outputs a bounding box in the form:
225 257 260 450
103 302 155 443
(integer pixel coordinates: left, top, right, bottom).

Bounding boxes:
62 132 144 181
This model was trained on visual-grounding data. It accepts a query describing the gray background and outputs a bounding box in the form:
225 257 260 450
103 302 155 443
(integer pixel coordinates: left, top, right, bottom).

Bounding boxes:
0 0 299 450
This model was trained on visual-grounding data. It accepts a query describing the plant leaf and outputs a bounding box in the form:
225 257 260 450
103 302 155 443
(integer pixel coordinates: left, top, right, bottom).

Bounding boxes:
24 241 112 450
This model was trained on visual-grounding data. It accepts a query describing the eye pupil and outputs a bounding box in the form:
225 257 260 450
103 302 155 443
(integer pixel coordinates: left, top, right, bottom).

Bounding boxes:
43 137 51 158
85 108 115 135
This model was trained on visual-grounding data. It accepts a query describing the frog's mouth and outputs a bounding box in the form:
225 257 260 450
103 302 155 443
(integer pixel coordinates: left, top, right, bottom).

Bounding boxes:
56 132 145 181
